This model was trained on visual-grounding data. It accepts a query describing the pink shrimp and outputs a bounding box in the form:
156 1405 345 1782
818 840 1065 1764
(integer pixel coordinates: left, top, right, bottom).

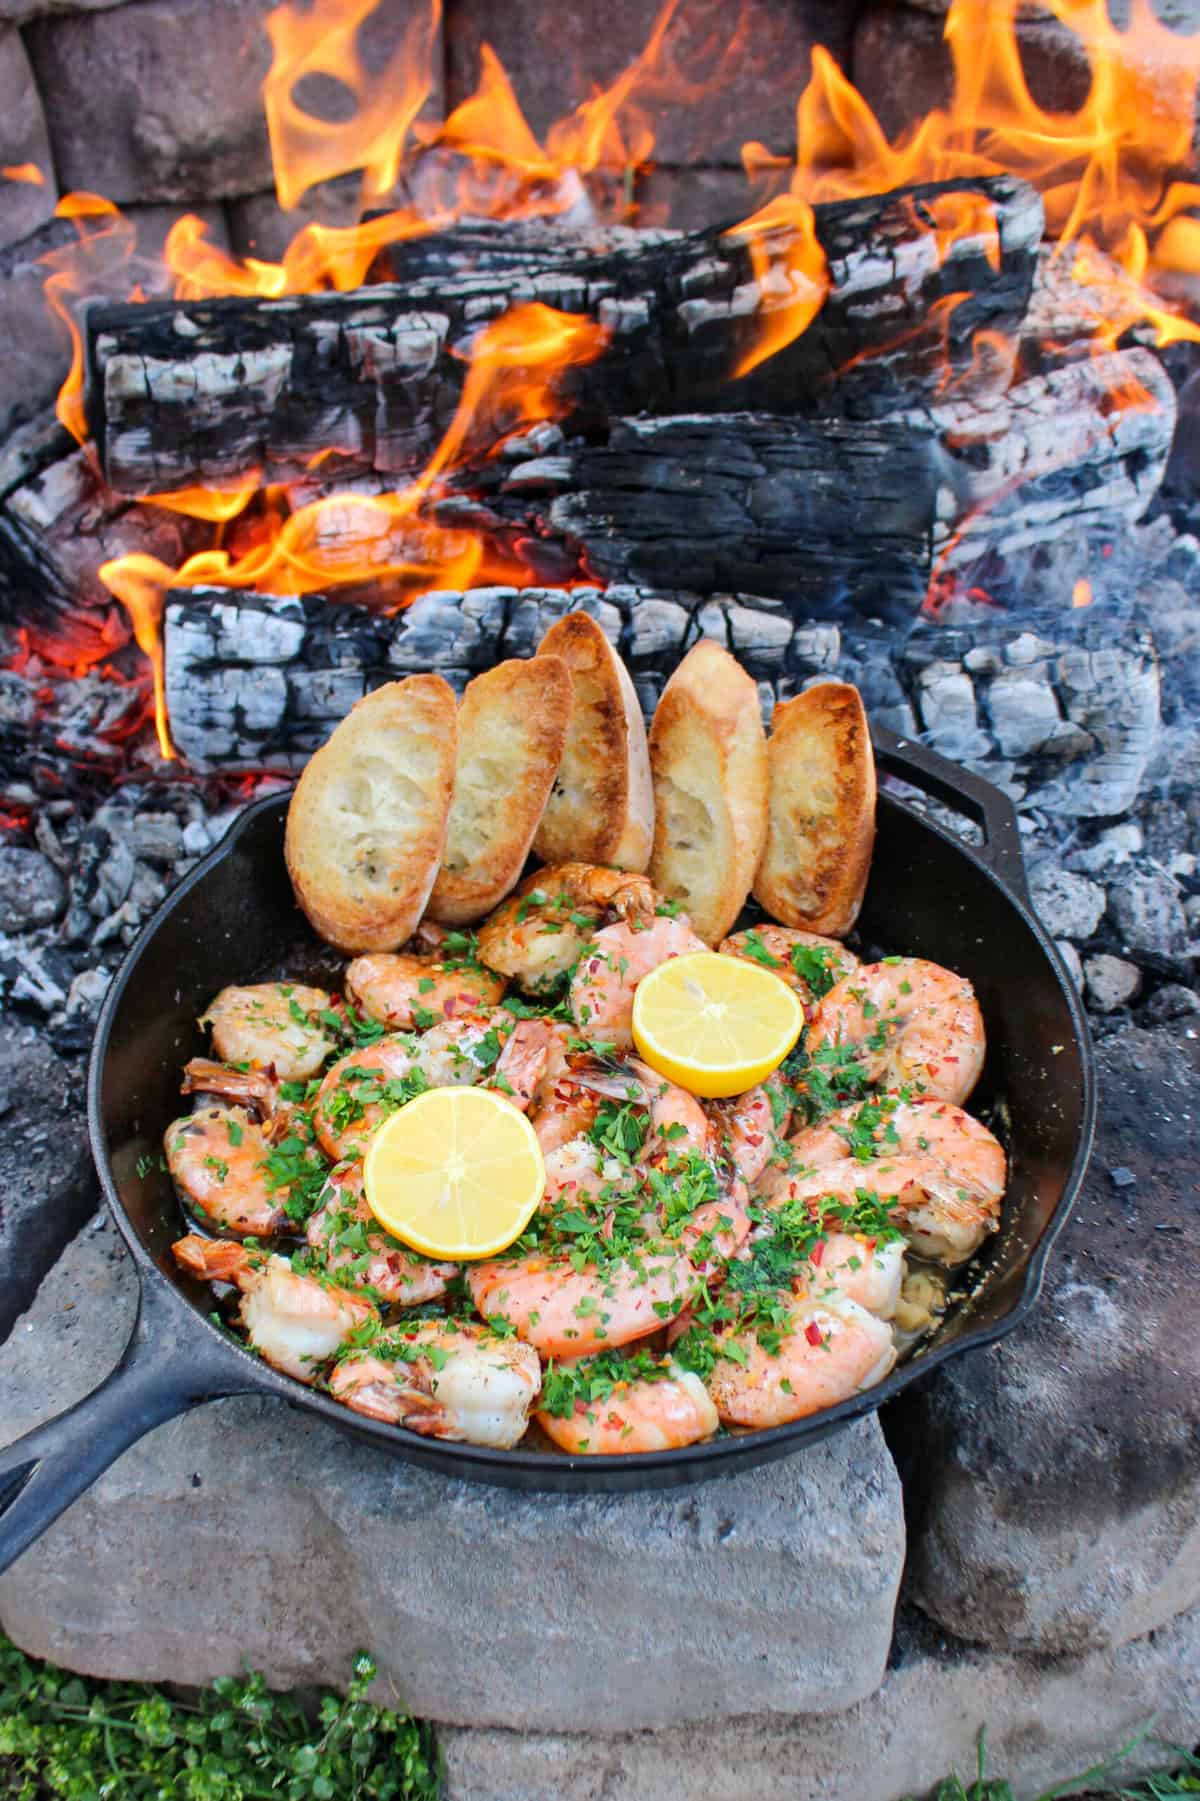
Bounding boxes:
313 1037 421 1162
172 1235 375 1383
537 1353 718 1454
719 927 860 1005
330 1321 541 1448
806 958 986 1105
345 950 506 1030
769 1158 997 1268
793 1231 906 1320
705 1293 897 1428
708 1084 777 1185
199 982 335 1079
164 1106 286 1238
466 1250 704 1358
305 1162 457 1307
570 914 706 1045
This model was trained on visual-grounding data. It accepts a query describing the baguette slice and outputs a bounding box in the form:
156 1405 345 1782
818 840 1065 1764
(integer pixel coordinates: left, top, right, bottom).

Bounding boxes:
532 612 654 872
427 656 573 926
648 640 768 944
753 681 876 938
285 675 457 954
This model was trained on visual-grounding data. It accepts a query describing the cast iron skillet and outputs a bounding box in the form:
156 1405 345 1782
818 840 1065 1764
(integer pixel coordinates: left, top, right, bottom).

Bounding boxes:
0 725 1095 1572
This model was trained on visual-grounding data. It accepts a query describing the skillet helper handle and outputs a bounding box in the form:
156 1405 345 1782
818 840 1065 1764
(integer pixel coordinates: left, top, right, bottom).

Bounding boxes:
0 1275 234 1575
870 721 1030 906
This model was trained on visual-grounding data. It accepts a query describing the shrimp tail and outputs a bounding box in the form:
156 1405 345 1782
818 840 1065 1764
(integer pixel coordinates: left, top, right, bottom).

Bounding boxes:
172 1234 252 1284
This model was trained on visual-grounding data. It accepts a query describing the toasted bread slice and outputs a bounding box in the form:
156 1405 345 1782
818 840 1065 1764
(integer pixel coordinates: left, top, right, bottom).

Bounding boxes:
648 640 768 944
427 656 572 926
753 681 876 937
532 612 654 872
285 675 457 954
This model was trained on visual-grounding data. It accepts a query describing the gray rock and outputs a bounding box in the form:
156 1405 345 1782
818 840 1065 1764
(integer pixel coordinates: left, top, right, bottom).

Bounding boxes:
0 1219 906 1731
1085 954 1142 1012
895 1022 1200 1654
0 28 55 247
26 0 276 203
0 846 65 931
1107 867 1190 960
1028 865 1105 941
916 662 984 760
986 671 1063 758
0 1021 92 1342
1143 984 1200 1024
439 1604 1200 1801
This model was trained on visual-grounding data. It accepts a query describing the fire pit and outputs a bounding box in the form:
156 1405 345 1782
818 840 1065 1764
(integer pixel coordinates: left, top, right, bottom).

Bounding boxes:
0 0 1198 1793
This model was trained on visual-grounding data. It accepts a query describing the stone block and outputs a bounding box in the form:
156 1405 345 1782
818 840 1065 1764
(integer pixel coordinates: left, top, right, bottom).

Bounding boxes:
630 165 760 232
0 28 55 247
26 0 278 203
0 1214 906 1731
443 0 853 167
890 1021 1200 1654
0 219 72 440
851 5 1092 142
1107 865 1191 960
438 1605 1200 1801
0 1022 93 1341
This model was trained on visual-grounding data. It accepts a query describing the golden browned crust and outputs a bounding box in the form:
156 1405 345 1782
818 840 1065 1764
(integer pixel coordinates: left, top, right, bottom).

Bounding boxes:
284 675 457 954
531 612 654 871
752 681 876 937
647 639 768 943
427 656 572 925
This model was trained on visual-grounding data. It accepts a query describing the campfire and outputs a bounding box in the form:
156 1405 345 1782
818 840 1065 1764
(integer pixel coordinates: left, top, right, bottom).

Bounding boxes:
1 0 1198 1036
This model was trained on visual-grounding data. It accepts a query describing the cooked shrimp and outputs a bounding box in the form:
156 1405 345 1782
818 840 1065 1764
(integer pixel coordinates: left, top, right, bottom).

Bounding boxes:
769 1157 997 1267
477 863 659 993
313 1037 422 1162
489 1017 564 1112
164 1106 286 1237
329 1320 541 1448
345 950 506 1030
467 1250 702 1357
200 983 334 1079
806 958 986 1105
537 1352 718 1454
568 1055 712 1164
794 1231 906 1320
570 915 706 1045
787 1096 1006 1204
541 1137 617 1210
719 928 860 1003
306 1162 457 1307
706 1293 897 1428
709 1084 777 1185
412 1012 511 1089
173 1235 375 1382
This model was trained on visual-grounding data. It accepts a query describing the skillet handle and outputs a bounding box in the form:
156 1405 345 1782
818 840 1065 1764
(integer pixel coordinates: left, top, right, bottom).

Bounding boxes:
0 1271 242 1576
870 721 1030 906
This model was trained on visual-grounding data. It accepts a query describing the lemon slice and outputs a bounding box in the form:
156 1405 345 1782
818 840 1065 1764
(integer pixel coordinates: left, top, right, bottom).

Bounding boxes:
363 1086 545 1260
632 950 804 1099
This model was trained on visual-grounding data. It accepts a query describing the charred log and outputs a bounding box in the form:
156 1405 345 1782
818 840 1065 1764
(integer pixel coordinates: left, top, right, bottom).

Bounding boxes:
86 175 1042 495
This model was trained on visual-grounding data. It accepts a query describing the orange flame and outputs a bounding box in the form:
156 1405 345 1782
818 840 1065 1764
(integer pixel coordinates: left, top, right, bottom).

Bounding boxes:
2 163 46 185
98 303 610 757
1072 578 1094 607
41 195 135 443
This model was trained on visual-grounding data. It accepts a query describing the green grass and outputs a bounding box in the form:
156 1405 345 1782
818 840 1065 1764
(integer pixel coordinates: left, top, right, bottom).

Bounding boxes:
0 1633 441 1800
909 1727 1200 1801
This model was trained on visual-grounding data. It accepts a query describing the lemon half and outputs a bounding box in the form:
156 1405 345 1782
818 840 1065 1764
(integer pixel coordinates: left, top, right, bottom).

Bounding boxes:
632 950 804 1098
363 1086 545 1260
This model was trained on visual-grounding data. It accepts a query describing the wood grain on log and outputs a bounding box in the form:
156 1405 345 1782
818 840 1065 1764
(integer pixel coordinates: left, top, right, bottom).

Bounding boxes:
86 176 1041 495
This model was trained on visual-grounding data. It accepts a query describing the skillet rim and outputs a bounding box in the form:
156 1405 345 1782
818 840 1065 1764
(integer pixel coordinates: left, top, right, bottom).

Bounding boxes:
85 785 1097 1487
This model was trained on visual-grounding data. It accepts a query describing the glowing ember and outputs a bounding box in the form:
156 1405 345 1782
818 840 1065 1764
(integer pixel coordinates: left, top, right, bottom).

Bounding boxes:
1073 578 1094 608
2 163 46 185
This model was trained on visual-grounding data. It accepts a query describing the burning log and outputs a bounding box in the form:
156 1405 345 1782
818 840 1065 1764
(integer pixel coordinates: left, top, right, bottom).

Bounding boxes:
86 175 1042 496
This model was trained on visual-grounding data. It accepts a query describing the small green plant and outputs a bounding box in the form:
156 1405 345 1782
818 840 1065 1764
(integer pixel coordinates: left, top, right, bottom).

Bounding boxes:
0 1633 441 1800
910 1726 1200 1801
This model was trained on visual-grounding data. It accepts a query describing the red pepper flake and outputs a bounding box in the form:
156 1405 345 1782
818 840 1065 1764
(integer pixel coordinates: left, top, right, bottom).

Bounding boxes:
810 1239 825 1267
805 1321 824 1348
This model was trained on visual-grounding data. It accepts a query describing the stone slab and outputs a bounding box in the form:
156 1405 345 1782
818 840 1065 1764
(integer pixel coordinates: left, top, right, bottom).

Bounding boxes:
0 1213 906 1732
26 0 278 203
438 1604 1200 1801
0 28 56 247
0 1021 93 1341
888 1019 1200 1654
